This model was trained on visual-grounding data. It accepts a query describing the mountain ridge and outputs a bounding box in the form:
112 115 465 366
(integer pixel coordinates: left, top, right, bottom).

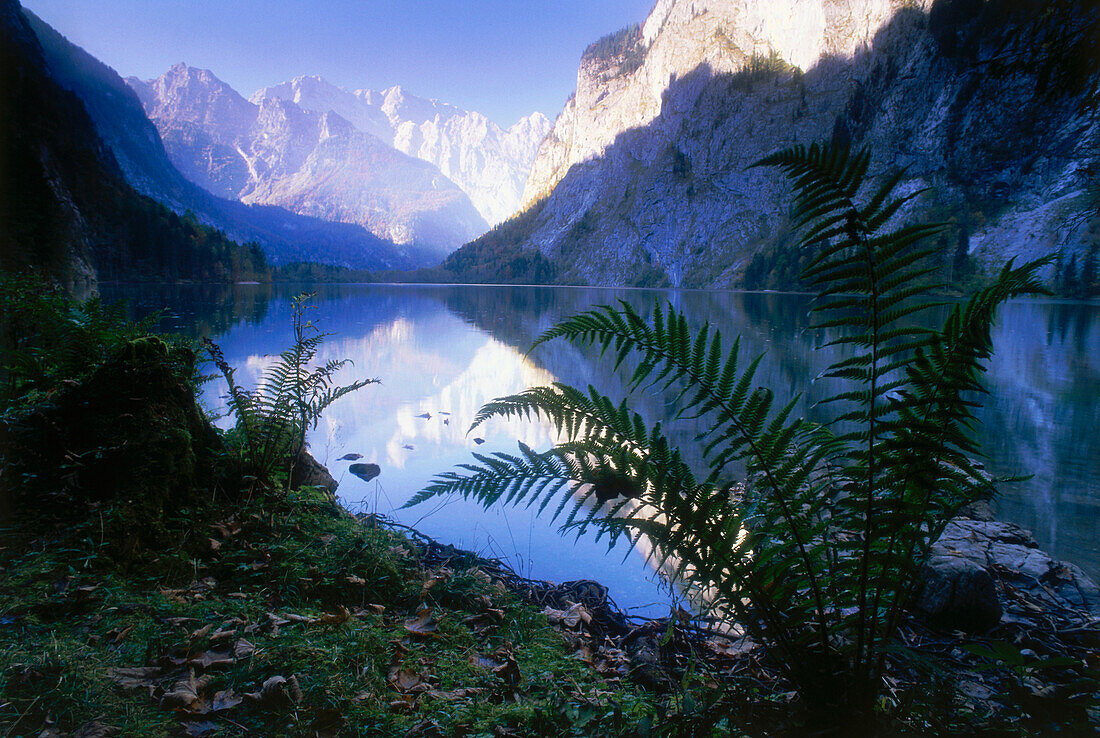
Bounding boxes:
498 0 1098 289
24 12 430 271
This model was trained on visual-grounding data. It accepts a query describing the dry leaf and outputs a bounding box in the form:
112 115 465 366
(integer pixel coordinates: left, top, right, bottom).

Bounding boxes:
420 568 453 598
426 687 485 701
189 624 214 642
287 674 303 705
182 721 218 737
542 603 591 629
71 720 120 738
106 666 163 691
208 689 243 712
404 607 439 638
346 575 366 586
317 607 351 625
187 650 234 669
244 675 293 708
388 666 429 693
234 639 256 659
388 694 416 712
160 672 213 711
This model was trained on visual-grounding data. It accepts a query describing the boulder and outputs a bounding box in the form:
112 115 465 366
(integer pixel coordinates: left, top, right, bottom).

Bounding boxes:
915 554 1002 632
916 517 1100 632
291 449 338 495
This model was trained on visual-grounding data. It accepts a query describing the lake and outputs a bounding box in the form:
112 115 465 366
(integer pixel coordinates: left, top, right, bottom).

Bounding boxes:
103 283 1100 617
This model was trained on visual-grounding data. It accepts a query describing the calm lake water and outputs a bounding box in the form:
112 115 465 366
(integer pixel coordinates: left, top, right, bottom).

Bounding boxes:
103 283 1100 616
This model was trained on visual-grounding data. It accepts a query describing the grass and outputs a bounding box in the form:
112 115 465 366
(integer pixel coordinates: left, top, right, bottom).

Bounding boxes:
0 487 671 737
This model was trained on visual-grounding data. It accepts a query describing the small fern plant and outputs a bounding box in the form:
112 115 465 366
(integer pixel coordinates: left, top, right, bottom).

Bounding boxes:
204 292 376 493
407 143 1048 725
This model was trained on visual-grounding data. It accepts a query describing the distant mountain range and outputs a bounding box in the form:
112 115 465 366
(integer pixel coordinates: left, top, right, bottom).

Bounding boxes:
19 9 550 271
244 76 550 227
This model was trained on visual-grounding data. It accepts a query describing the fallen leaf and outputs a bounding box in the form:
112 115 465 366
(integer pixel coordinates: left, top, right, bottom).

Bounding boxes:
420 568 453 598
404 607 439 638
426 687 485 701
542 602 591 629
320 534 336 544
346 575 366 586
234 639 256 659
209 689 243 712
317 607 351 626
71 720 120 738
189 624 214 642
181 721 218 737
187 650 234 669
388 666 429 693
160 672 213 711
245 675 292 708
388 694 417 712
287 674 303 705
106 666 163 691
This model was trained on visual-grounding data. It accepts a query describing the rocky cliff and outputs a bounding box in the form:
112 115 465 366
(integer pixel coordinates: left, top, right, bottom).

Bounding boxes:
250 78 551 226
128 65 487 256
506 0 1098 288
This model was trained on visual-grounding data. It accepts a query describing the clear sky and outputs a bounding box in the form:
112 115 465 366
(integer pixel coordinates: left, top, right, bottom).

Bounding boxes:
21 0 655 127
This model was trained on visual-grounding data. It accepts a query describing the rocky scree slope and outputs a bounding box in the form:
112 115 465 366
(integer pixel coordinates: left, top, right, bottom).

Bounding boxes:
128 65 488 257
505 0 1098 288
23 11 430 271
254 76 551 226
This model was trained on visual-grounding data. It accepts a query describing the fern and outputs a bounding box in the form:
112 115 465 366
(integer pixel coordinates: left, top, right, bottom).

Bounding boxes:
205 292 377 492
408 143 1048 727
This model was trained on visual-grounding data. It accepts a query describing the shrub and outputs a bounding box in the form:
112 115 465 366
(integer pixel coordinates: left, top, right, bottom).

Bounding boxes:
408 143 1048 729
205 292 377 493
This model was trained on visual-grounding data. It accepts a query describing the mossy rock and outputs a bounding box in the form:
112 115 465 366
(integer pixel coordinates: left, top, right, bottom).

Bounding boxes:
4 336 228 554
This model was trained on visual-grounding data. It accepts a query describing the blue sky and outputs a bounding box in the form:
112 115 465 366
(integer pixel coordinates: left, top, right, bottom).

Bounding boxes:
22 0 654 127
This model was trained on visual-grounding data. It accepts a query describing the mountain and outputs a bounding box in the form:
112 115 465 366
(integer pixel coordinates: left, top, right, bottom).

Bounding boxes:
22 13 429 271
481 0 1098 288
251 77 551 226
0 0 269 287
128 66 489 253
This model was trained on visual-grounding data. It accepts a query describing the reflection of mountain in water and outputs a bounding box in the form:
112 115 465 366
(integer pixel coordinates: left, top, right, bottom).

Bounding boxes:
108 284 1100 601
446 288 1100 584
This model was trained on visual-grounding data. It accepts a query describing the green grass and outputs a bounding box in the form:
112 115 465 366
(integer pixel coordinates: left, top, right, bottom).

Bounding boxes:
0 487 670 737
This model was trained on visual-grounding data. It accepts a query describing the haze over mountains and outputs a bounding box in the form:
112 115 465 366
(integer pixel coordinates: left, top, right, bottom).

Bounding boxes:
124 66 550 253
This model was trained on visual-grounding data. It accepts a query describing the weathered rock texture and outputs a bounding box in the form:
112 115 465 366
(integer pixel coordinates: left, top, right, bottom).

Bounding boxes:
128 65 488 256
917 518 1100 632
255 78 551 226
507 0 1098 287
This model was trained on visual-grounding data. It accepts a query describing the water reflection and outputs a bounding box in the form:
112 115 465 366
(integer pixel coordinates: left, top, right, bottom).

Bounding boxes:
103 284 1100 608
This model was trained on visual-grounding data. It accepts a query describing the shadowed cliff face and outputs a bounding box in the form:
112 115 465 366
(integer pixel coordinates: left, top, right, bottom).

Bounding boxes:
498 0 1097 289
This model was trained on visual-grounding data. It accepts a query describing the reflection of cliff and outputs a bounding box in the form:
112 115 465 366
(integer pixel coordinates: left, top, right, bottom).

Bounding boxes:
445 287 1100 584
443 287 841 478
979 301 1100 582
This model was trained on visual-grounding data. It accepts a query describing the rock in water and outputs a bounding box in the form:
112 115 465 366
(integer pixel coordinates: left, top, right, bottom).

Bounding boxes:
348 463 381 483
338 453 363 461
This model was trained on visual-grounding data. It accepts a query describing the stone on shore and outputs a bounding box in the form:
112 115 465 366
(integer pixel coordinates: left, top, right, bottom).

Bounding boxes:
916 518 1100 632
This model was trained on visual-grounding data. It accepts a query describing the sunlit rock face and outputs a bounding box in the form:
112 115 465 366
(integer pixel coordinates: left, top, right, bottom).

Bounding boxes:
255 77 551 226
129 65 487 255
517 0 1097 287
